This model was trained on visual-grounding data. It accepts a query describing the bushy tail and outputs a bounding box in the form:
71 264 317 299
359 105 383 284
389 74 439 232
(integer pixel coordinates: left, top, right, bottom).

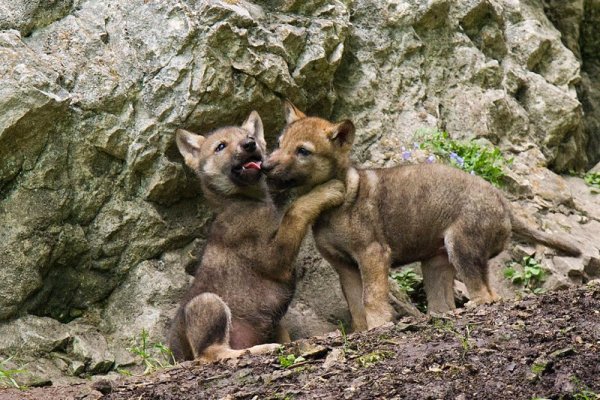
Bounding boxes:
510 214 581 257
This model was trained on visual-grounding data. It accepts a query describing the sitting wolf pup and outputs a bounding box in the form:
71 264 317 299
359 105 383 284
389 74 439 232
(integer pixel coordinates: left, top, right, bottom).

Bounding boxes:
263 102 581 331
170 111 345 362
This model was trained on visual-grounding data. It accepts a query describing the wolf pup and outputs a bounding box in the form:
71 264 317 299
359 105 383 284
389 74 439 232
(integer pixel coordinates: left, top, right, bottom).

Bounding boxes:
170 111 345 362
263 101 581 331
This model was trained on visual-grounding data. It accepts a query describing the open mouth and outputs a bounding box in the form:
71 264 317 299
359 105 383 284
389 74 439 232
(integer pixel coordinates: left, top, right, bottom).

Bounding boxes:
231 156 263 183
232 157 262 173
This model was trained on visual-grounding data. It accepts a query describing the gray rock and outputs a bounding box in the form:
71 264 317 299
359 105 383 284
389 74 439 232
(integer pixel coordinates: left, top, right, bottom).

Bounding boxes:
322 348 346 369
69 328 114 374
333 0 587 171
102 257 192 342
0 1 74 36
0 316 71 355
0 0 348 327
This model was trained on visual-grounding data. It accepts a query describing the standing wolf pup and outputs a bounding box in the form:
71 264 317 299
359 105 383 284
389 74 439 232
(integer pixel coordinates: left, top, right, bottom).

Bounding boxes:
170 111 345 362
263 102 581 331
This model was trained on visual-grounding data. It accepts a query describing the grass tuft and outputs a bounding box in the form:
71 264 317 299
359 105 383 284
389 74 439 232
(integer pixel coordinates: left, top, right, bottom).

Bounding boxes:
0 357 26 389
127 329 176 374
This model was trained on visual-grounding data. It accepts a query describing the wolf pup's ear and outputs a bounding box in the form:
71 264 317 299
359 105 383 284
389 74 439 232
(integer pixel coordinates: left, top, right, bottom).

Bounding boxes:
283 100 306 124
176 129 205 168
327 120 355 150
241 110 265 148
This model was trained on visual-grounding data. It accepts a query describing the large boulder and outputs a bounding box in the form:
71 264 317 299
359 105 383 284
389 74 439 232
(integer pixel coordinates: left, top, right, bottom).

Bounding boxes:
0 0 349 324
333 0 586 172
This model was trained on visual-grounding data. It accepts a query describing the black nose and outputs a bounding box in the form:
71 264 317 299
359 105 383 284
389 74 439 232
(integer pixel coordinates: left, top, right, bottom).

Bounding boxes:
242 138 256 152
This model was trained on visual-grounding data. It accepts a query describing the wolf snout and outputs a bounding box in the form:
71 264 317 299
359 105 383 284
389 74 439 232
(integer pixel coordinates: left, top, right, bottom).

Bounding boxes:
261 159 276 173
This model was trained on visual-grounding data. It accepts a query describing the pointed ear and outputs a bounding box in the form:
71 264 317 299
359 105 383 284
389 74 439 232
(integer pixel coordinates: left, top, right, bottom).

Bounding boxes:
283 100 306 124
176 129 205 167
241 110 265 145
327 120 355 149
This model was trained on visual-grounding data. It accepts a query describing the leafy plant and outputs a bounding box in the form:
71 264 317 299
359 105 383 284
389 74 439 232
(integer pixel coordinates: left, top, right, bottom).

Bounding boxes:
584 172 600 194
0 357 26 389
504 256 546 294
571 376 599 400
356 350 393 368
391 267 427 312
127 329 176 374
277 351 305 369
391 267 421 294
418 130 511 187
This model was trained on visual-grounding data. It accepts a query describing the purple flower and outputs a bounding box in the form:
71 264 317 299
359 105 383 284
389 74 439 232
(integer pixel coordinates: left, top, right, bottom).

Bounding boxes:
402 150 412 160
413 142 420 149
450 152 465 167
426 155 436 163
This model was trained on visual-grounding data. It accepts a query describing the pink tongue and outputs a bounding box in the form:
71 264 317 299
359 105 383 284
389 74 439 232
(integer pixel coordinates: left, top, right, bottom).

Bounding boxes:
243 161 262 170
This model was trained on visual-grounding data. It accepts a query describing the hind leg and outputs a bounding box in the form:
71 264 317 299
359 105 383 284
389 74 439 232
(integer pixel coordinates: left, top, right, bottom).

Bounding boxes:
182 293 279 363
421 254 456 315
445 232 495 305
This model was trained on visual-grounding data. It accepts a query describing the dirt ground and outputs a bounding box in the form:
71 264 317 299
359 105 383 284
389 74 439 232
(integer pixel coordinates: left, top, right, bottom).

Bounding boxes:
1 283 599 400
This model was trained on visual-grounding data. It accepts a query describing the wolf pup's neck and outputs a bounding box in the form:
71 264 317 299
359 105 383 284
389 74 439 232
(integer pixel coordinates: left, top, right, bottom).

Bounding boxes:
202 180 270 211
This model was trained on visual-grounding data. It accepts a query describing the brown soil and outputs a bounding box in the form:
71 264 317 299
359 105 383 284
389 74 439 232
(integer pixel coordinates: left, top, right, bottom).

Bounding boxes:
2 284 599 400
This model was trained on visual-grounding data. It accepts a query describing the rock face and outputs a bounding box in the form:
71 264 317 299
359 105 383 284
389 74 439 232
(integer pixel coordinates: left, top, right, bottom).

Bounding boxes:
0 0 599 385
334 0 588 172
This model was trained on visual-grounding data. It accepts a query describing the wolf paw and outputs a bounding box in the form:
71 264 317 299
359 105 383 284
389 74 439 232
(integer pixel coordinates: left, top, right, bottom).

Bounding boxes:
315 179 345 207
248 343 282 355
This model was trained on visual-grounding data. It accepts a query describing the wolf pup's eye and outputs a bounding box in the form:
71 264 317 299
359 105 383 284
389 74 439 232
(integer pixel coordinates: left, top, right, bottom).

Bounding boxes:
297 147 311 157
215 142 227 153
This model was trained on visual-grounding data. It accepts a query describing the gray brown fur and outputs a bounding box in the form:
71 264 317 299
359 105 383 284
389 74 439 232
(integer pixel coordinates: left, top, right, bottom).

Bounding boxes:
263 102 581 331
170 111 345 362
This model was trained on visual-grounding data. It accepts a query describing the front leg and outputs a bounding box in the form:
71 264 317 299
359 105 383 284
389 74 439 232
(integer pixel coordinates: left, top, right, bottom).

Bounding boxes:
317 241 368 332
271 180 345 266
356 242 396 330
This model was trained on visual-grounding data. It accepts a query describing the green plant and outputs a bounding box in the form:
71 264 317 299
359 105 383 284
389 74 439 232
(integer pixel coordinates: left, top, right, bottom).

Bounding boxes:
127 329 176 374
0 357 26 389
584 172 600 194
391 267 427 312
116 368 132 376
391 267 421 294
531 361 548 376
277 351 305 369
456 324 471 355
570 376 600 400
356 350 393 368
271 394 295 400
418 130 511 187
337 320 351 355
504 256 546 294
432 319 472 358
